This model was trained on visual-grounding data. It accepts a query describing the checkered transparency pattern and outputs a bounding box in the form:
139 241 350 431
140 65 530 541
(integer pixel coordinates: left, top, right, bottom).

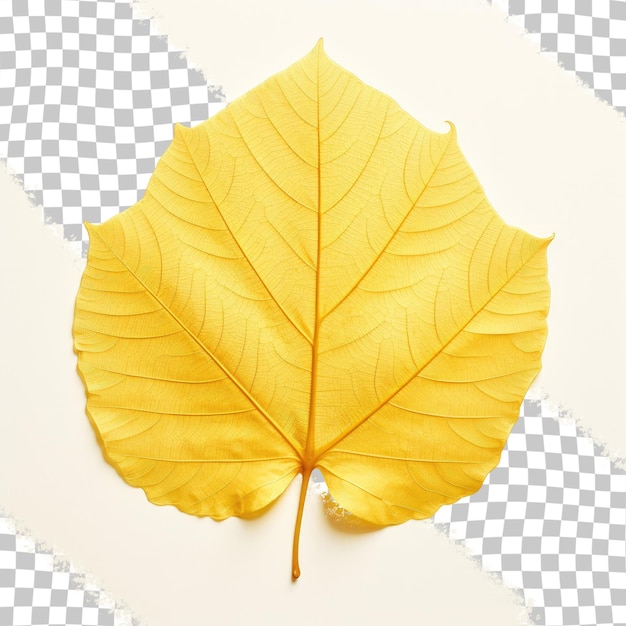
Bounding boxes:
433 396 626 626
490 0 626 114
0 0 226 258
0 515 138 626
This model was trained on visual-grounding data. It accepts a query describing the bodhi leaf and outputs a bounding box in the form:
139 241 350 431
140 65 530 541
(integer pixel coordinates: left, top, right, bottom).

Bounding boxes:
73 40 552 579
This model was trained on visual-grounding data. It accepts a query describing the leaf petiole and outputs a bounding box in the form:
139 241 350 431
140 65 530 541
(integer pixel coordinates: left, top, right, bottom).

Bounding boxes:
291 465 313 580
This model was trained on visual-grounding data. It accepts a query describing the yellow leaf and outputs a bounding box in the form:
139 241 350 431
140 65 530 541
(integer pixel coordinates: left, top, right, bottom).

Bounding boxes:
73 41 552 579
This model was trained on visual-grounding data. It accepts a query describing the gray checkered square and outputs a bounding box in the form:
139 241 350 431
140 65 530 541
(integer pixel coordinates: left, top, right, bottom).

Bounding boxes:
491 0 626 115
0 0 226 258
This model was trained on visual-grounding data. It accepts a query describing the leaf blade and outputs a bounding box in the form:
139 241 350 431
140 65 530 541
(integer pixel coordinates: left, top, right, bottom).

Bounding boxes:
73 41 552 572
316 240 551 524
76 213 303 519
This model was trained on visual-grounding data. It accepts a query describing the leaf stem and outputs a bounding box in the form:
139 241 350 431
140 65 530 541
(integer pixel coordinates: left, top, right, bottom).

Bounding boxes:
292 466 313 580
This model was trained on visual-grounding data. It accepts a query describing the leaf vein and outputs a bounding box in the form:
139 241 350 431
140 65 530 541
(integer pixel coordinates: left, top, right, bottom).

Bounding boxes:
88 227 303 460
321 127 455 320
176 126 314 344
315 237 551 460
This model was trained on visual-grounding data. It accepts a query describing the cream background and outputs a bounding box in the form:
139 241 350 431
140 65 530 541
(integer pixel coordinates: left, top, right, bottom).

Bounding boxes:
1 0 625 624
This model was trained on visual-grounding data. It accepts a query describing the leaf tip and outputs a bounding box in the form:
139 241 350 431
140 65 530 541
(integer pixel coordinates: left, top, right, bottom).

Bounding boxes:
174 122 192 141
84 221 97 237
535 232 555 252
444 120 457 138
312 37 329 64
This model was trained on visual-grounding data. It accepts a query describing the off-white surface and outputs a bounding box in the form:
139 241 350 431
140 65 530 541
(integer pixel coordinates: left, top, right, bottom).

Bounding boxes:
1 0 625 624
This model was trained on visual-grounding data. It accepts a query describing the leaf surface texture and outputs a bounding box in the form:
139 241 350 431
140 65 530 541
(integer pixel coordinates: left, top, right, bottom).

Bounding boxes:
73 41 552 577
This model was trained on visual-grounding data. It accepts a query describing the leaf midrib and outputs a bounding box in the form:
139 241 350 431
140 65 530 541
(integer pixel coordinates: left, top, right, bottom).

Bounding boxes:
303 49 324 469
